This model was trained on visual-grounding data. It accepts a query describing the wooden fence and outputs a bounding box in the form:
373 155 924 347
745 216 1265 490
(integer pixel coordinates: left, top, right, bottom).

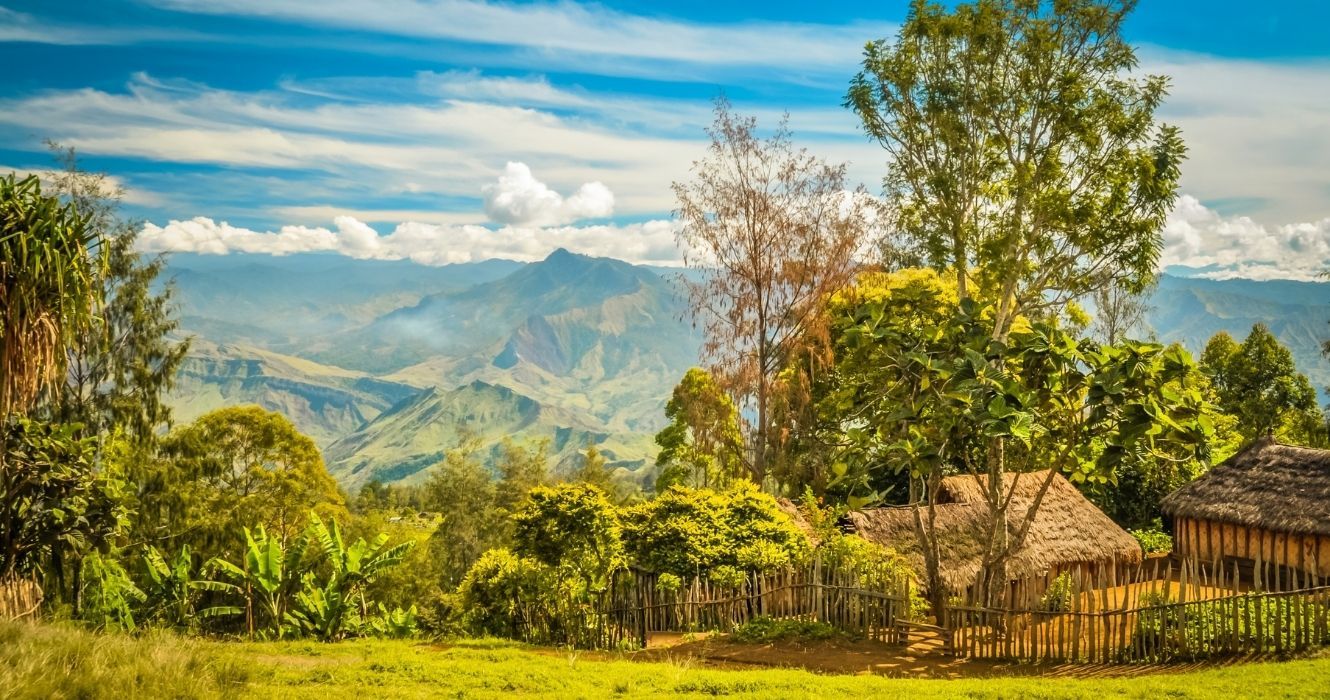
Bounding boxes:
944 555 1330 663
508 558 915 649
0 576 41 621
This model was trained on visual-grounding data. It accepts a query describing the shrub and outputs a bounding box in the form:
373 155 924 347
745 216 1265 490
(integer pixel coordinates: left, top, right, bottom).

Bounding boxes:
1038 572 1074 613
657 573 683 594
731 616 848 644
456 548 550 638
622 483 808 578
1130 527 1173 555
708 565 745 589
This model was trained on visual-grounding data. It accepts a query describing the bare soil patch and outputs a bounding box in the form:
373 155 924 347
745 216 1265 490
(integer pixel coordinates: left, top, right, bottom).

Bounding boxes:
623 631 1256 679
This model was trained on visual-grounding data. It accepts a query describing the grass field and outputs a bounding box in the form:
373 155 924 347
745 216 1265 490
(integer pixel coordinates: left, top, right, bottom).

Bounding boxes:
5 621 1330 699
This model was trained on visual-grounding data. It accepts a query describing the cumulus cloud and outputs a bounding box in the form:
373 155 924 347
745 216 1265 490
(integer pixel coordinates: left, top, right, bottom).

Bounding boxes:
137 216 681 266
1162 195 1330 280
482 162 614 226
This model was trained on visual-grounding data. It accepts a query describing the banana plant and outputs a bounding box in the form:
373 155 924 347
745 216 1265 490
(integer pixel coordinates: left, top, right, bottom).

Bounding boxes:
141 544 241 628
285 513 413 641
208 525 311 638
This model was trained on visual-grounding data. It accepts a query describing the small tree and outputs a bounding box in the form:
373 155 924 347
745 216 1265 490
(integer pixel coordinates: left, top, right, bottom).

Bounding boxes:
653 368 745 491
0 418 127 581
143 406 347 560
422 439 500 588
836 295 1210 611
1201 325 1325 444
674 99 878 483
38 145 189 445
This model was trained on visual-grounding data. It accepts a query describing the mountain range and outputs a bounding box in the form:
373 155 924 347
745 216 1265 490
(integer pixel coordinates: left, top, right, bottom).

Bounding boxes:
162 252 1330 489
163 249 698 489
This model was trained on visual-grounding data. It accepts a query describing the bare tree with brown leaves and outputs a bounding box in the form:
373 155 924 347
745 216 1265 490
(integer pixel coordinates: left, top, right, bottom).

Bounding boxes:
673 99 878 485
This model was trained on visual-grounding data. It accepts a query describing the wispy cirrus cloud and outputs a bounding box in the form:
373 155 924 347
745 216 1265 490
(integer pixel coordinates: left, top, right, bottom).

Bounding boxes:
140 0 894 77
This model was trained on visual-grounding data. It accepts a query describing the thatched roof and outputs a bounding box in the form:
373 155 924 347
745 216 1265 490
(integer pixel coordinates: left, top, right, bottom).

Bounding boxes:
844 471 1141 592
775 497 819 545
1161 437 1330 537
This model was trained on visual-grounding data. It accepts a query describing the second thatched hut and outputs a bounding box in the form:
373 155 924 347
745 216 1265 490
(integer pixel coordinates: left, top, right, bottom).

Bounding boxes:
843 470 1142 596
1160 437 1330 577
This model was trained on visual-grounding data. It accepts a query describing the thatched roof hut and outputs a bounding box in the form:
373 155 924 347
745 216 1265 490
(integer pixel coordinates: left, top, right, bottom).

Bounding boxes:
844 471 1142 593
1160 438 1330 575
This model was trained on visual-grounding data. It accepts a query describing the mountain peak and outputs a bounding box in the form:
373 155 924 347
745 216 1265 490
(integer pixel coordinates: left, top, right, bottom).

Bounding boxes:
540 247 596 272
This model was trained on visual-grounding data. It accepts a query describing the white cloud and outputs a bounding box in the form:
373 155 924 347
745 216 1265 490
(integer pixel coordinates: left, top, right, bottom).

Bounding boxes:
137 215 683 266
0 74 696 215
482 162 613 226
0 7 211 45
142 0 892 77
1162 195 1330 280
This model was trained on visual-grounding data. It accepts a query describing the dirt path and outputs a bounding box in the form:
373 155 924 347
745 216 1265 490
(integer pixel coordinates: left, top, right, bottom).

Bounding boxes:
612 632 1256 679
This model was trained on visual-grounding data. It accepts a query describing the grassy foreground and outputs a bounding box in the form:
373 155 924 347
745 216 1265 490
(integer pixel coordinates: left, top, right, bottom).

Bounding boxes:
4 622 1330 699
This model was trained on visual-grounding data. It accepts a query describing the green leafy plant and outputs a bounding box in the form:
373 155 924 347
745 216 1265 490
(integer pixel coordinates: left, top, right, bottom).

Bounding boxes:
1039 572 1075 613
731 616 848 644
1130 527 1173 555
140 544 241 629
367 604 419 639
78 550 144 632
208 524 312 639
284 513 413 641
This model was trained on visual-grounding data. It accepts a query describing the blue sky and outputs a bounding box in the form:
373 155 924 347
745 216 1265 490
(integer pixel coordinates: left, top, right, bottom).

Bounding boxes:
1 1 1329 277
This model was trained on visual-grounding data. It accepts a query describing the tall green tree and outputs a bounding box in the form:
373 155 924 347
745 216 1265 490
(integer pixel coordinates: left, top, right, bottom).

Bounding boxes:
653 368 745 492
139 406 347 560
1200 325 1325 444
421 439 501 589
847 0 1184 338
38 147 189 444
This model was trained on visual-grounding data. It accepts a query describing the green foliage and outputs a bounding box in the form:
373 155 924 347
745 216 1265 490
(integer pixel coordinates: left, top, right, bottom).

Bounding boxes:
37 147 189 445
1201 325 1326 445
513 483 624 593
622 483 809 579
571 444 632 504
654 367 746 491
656 572 683 593
285 513 414 642
0 417 127 579
78 549 144 632
0 173 101 415
1132 594 1330 660
366 603 419 639
826 291 1212 606
1129 526 1173 555
731 615 848 644
848 0 1182 329
139 544 241 629
421 439 502 589
209 524 313 638
456 548 549 638
144 406 347 562
1038 572 1074 613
